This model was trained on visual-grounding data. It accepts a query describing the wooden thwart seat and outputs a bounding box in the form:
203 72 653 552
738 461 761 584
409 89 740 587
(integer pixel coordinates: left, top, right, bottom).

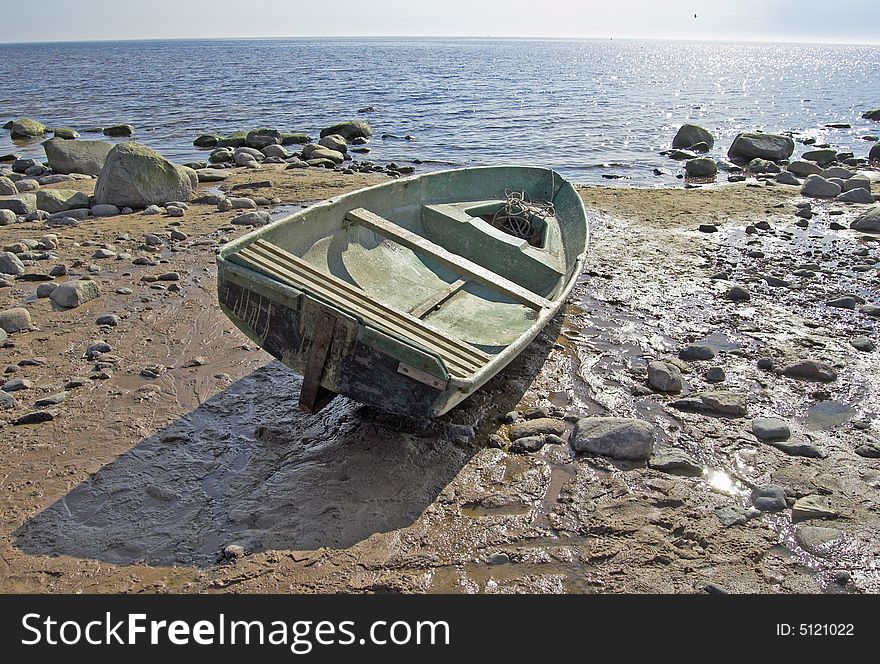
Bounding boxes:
345 208 553 311
236 239 492 378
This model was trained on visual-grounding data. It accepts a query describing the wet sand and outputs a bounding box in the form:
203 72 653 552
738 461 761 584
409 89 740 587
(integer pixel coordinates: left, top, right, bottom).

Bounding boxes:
1 167 878 594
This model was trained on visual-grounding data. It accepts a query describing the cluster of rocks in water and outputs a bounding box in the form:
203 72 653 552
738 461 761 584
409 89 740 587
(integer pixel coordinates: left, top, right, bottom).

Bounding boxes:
663 112 880 208
1 116 417 232
187 121 414 179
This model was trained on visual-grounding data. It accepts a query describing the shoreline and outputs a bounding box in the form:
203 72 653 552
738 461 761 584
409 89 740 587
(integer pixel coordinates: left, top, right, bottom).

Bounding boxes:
1 161 878 593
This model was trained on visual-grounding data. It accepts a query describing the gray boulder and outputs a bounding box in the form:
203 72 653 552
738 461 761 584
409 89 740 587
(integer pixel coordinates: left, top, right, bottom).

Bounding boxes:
53 127 79 140
863 109 880 121
230 211 271 226
836 188 874 204
245 129 282 149
319 120 372 141
670 391 748 417
0 176 17 195
728 132 794 163
796 525 842 555
301 145 345 164
843 175 871 192
775 171 800 185
685 157 717 177
851 205 880 231
647 360 684 393
0 307 32 333
195 168 229 182
91 204 120 217
801 174 841 199
748 158 780 174
871 143 880 161
787 160 823 177
801 148 838 166
318 134 348 154
193 134 221 148
0 194 37 215
10 118 46 139
49 280 101 308
751 417 790 442
0 251 25 275
782 359 837 382
0 209 15 225
571 417 656 461
95 143 194 208
822 166 854 180
751 484 787 512
103 124 135 137
42 138 113 176
261 144 289 159
672 123 714 150
36 189 91 214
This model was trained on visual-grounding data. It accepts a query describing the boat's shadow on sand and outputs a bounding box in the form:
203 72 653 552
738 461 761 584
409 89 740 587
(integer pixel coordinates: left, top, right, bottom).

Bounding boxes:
14 317 562 568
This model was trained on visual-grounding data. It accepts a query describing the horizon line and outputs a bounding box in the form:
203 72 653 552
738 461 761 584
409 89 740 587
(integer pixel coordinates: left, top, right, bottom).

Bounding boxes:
1 34 879 47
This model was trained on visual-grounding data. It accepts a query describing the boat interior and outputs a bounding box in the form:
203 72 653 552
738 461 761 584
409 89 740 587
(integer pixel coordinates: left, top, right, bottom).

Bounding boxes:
227 167 587 379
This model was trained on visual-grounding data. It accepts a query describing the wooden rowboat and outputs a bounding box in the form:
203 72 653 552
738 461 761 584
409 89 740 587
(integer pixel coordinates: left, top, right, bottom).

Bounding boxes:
216 166 589 417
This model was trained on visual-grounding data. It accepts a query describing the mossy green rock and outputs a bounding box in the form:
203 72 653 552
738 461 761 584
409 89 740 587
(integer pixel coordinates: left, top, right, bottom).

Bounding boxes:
95 142 194 208
281 133 311 145
193 134 221 148
319 120 372 141
36 189 91 214
10 118 47 139
217 131 248 148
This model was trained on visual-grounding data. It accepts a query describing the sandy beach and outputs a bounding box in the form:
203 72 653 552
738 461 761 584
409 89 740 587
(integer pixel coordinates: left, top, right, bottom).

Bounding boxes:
1 161 878 594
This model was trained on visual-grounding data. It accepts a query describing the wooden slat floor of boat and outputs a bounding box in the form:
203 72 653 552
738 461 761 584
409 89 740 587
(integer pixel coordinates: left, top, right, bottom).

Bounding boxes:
345 207 553 311
237 239 492 377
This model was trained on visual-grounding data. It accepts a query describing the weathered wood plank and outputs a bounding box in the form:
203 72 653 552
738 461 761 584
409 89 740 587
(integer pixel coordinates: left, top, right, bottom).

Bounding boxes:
238 241 492 377
409 278 467 319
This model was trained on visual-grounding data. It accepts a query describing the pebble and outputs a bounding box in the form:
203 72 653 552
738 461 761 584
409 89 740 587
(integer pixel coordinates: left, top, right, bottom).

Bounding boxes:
724 285 750 302
795 525 842 555
222 544 246 560
95 314 120 326
854 442 880 458
509 435 546 454
751 417 790 442
850 336 875 352
705 366 725 383
1 377 33 392
508 417 566 440
782 359 837 383
13 410 56 425
679 344 715 361
648 448 702 476
751 484 788 511
670 390 748 417
827 296 858 309
571 417 655 461
756 357 775 371
34 391 69 407
647 360 684 393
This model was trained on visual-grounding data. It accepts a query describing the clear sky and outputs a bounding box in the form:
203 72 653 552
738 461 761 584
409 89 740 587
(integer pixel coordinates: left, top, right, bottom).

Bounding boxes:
0 0 877 44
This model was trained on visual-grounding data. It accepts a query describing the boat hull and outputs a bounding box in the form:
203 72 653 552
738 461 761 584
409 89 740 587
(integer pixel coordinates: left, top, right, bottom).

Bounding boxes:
217 166 588 417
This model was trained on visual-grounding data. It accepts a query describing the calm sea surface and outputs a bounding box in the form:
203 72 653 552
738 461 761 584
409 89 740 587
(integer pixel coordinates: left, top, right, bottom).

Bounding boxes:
1 38 878 185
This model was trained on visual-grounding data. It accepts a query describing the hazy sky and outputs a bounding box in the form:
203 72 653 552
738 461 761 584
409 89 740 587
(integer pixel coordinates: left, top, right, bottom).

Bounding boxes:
0 0 877 44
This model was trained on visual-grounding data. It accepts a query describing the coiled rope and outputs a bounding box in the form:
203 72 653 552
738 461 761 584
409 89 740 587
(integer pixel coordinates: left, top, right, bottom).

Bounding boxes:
490 189 556 243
